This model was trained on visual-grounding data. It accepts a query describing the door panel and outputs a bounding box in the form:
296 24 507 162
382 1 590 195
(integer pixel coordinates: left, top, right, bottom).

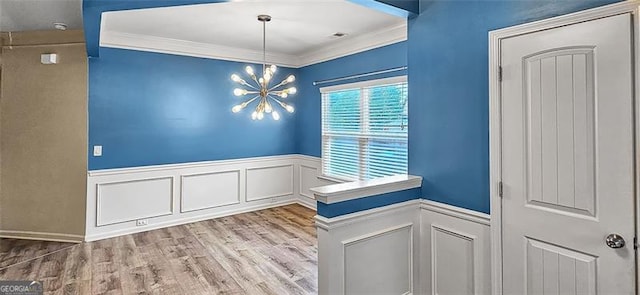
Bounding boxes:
501 13 634 294
525 48 597 217
526 238 597 295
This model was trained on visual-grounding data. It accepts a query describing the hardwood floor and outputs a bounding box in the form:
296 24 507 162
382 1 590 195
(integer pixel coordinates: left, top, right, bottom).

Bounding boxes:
0 238 76 269
0 204 318 295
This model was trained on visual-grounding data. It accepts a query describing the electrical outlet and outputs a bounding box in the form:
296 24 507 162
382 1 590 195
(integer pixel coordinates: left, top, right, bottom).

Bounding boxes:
136 219 148 226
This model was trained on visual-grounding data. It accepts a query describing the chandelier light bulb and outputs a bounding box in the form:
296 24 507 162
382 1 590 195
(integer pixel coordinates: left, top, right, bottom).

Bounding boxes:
257 111 264 120
285 105 294 113
265 103 273 113
251 111 258 120
286 75 295 83
233 88 246 96
287 87 297 95
259 77 264 85
231 74 241 82
270 65 277 74
245 66 254 75
280 92 288 98
272 111 280 120
232 105 243 113
264 72 272 82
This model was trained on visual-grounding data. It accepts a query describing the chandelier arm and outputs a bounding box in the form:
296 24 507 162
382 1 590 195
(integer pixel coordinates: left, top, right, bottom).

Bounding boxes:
240 80 259 90
242 95 261 106
268 81 288 91
264 97 273 110
249 74 261 87
267 95 287 107
256 97 267 113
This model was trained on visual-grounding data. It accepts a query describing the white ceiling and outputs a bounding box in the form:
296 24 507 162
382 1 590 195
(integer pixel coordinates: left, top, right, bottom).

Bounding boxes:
100 0 406 67
0 0 406 66
0 0 83 32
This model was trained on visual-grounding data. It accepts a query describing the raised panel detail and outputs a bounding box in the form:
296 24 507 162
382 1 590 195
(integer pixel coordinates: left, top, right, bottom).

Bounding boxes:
299 165 317 199
246 164 294 201
343 224 412 295
524 47 596 216
181 170 240 213
97 177 173 226
431 225 474 295
526 238 596 295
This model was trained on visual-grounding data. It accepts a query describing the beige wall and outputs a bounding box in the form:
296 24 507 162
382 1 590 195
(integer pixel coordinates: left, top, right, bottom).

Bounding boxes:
0 30 87 241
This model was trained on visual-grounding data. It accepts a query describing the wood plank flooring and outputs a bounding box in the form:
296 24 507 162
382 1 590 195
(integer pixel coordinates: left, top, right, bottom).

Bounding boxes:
0 204 318 295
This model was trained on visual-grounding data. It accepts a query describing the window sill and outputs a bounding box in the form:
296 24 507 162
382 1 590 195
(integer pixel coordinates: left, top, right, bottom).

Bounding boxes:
310 174 422 204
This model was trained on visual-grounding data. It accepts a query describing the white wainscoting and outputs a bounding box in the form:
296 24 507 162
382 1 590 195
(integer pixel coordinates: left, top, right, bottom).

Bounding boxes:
315 200 421 295
246 164 294 202
97 177 174 226
86 154 493 295
420 200 491 295
181 170 241 213
298 156 339 210
85 154 330 241
312 196 492 295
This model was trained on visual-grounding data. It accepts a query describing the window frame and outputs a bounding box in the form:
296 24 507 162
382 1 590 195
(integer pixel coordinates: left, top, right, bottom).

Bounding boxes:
319 75 408 181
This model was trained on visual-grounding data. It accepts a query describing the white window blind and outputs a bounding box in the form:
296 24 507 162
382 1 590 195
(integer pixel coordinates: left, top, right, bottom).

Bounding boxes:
320 76 408 181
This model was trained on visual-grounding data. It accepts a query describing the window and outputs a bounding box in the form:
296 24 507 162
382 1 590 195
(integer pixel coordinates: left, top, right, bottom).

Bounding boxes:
321 76 408 181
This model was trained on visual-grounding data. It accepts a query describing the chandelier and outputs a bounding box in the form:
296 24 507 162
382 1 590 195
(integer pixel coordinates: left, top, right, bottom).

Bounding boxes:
231 14 296 120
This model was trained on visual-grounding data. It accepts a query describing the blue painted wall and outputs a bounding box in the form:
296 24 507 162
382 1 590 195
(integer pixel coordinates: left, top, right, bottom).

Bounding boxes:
296 42 407 156
317 188 421 218
89 48 298 170
408 0 620 214
85 0 622 214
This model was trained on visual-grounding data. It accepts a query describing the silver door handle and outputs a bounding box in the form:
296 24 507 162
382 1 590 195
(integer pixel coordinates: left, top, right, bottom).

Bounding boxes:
605 234 625 249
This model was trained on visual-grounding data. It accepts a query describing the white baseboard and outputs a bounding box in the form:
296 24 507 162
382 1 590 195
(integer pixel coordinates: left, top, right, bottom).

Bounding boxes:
296 195 317 210
0 230 84 243
86 154 327 241
85 199 299 242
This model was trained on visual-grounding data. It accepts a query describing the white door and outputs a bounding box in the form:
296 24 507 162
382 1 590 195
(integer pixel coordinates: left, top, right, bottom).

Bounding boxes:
501 13 635 294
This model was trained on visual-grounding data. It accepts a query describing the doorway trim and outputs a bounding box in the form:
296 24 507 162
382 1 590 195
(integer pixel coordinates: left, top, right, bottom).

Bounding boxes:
488 1 640 294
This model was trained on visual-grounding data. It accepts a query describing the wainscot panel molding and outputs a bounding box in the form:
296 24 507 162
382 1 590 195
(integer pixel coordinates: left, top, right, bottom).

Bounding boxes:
96 177 174 226
85 154 330 241
180 170 241 213
246 164 294 202
420 200 491 295
315 199 421 295
298 155 340 210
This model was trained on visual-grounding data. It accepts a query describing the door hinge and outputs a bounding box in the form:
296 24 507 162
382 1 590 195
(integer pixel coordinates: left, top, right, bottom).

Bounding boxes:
498 181 503 198
498 66 503 82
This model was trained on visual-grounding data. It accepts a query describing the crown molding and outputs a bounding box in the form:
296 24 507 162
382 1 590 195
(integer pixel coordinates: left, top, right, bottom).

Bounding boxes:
98 22 406 68
296 22 406 67
100 31 299 68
